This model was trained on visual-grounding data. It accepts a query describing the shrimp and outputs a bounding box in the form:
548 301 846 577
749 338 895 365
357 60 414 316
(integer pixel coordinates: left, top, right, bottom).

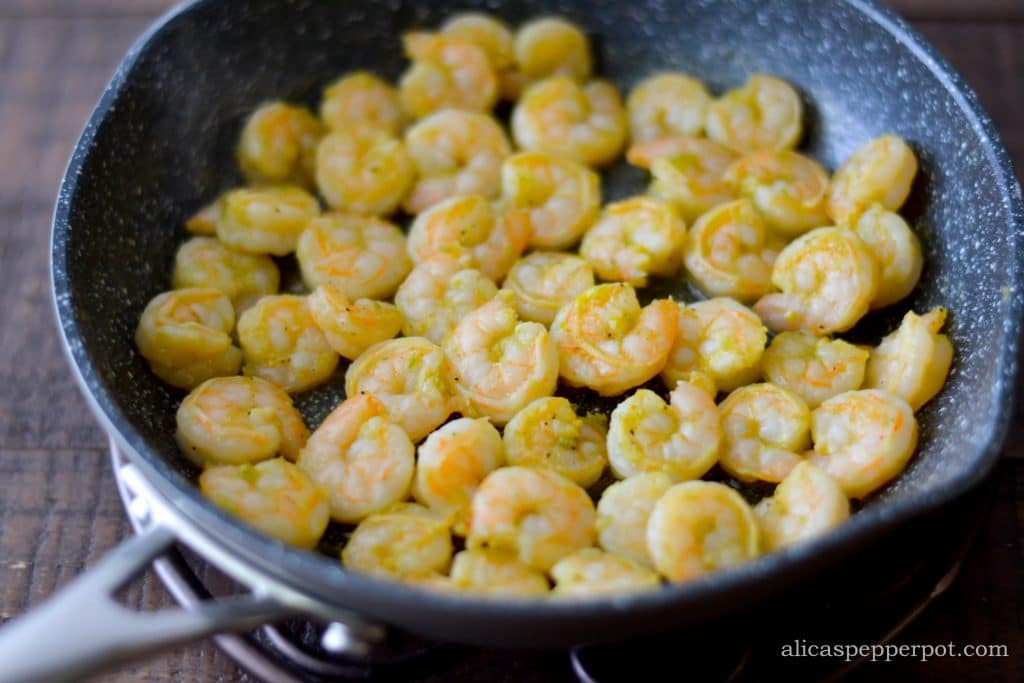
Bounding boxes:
236 101 323 189
723 150 831 236
502 252 595 326
319 72 405 138
661 298 766 395
718 383 811 483
580 196 687 287
407 194 530 282
344 337 457 442
199 458 329 549
503 397 609 488
500 151 601 250
441 14 517 99
296 212 411 300
185 195 223 236
237 295 338 394
627 72 712 143
513 17 592 83
683 198 784 303
628 136 738 223
865 308 954 411
135 288 241 390
298 394 415 523
175 376 309 467
216 185 320 257
399 32 498 119
607 383 721 482
851 204 923 308
171 236 279 313
445 549 549 597
827 134 918 226
511 77 627 168
444 292 559 426
550 283 678 396
412 417 505 534
394 255 498 345
754 461 850 552
595 472 672 569
762 332 869 408
403 110 511 214
467 466 596 571
754 226 879 335
646 480 761 582
307 283 403 361
808 389 918 499
314 130 415 216
705 74 803 154
551 548 661 597
341 503 453 579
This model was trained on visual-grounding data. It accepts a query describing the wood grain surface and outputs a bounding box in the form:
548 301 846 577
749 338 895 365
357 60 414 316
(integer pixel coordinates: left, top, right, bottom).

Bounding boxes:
0 2 1020 681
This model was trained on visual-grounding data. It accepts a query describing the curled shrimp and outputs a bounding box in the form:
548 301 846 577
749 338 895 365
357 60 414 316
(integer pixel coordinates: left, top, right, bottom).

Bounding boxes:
851 204 923 308
444 292 559 426
200 458 329 549
627 72 712 143
298 394 415 523
628 136 738 223
467 466 596 571
646 480 761 582
808 389 918 499
399 32 498 119
394 255 498 345
314 130 415 216
513 17 592 84
718 383 811 483
512 77 627 168
319 72 405 138
441 14 517 99
762 332 869 408
341 503 453 579
344 337 457 442
705 74 803 154
551 548 661 598
550 283 678 396
444 549 549 597
827 134 918 226
723 150 830 236
502 252 595 326
185 195 224 236
135 288 241 390
237 294 338 394
307 283 403 361
865 308 953 411
176 376 309 467
754 226 879 334
171 236 279 313
503 396 609 488
296 212 411 300
216 185 320 256
500 151 601 250
754 461 850 552
580 196 687 287
236 101 323 189
596 472 673 569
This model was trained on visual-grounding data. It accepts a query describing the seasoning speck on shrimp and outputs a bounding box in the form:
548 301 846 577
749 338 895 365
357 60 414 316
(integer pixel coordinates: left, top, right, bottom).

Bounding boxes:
395 255 498 345
200 458 329 549
502 252 594 326
754 461 850 552
852 204 924 308
445 549 549 596
503 396 608 488
865 308 953 411
236 101 322 189
399 32 498 119
723 149 830 236
509 17 593 96
827 134 918 226
629 136 738 222
595 472 672 568
762 331 869 408
315 130 415 216
307 283 403 361
627 72 711 143
216 185 320 257
551 548 660 597
319 72 405 138
341 503 453 579
718 383 811 483
581 196 686 287
706 74 803 154
172 236 279 313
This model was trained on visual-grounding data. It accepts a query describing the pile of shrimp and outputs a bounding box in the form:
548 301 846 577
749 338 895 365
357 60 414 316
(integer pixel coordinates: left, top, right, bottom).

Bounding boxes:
135 12 954 599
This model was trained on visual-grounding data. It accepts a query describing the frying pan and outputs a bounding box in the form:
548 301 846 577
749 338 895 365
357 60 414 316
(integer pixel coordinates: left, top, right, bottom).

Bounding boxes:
3 0 1023 680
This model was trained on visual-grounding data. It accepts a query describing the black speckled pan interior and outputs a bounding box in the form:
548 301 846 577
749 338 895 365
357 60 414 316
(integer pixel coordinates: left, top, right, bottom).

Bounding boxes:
52 0 1024 647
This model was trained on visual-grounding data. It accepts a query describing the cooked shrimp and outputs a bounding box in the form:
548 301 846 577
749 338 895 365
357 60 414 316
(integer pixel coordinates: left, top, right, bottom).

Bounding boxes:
851 204 924 308
755 226 879 334
718 383 811 483
403 110 511 214
595 472 672 568
467 466 596 571
171 236 279 313
723 150 830 236
399 32 498 119
705 74 803 154
508 17 592 98
445 549 549 597
296 212 411 300
237 295 338 394
344 337 457 442
551 548 660 597
441 14 517 99
320 72 405 138
135 288 241 390
307 283 403 361
236 101 323 189
500 151 601 250
762 332 869 408
176 376 309 466
754 461 850 552
646 480 760 582
628 136 738 223
216 186 320 256
444 292 559 425
407 194 530 282
502 252 595 326
627 73 711 143
503 397 608 488
185 195 223 236
341 503 453 579
199 458 329 549
865 308 953 411
607 383 721 482
827 134 918 226
550 283 678 396
512 77 627 168
808 389 918 499
683 198 783 302
298 394 415 523
314 130 415 216
581 196 686 287
394 255 498 345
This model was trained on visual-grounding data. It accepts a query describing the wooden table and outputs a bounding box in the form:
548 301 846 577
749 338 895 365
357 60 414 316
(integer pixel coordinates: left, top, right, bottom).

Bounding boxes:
0 1 1020 680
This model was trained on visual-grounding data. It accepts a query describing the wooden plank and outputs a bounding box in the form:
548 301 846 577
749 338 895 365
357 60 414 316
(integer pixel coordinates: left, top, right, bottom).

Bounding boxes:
887 0 1024 22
